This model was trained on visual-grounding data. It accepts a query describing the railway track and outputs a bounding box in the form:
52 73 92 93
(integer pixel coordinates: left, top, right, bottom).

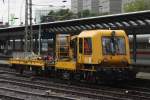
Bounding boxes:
127 85 150 93
0 75 127 100
0 65 150 100
0 86 76 100
0 94 24 100
0 73 76 100
127 79 150 91
0 71 150 100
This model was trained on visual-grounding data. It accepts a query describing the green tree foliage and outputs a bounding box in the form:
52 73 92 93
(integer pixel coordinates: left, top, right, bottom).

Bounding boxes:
47 9 74 21
48 10 55 15
124 0 150 12
43 9 106 22
78 10 98 18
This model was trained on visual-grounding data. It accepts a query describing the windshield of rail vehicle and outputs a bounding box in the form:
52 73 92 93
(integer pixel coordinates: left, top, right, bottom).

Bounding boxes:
102 36 126 55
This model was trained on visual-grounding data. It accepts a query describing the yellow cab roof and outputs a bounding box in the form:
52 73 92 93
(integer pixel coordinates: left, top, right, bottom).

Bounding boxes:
78 29 126 38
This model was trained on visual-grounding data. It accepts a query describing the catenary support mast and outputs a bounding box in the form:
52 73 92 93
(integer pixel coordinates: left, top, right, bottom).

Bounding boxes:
29 0 33 52
24 0 33 52
25 0 28 52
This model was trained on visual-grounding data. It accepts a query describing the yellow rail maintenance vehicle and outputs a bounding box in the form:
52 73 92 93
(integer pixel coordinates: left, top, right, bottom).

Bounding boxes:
8 52 54 74
9 29 136 81
55 30 135 81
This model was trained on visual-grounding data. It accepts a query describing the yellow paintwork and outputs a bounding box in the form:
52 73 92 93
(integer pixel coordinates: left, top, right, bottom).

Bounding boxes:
8 29 130 71
77 29 131 65
9 58 45 67
55 34 77 70
55 61 76 70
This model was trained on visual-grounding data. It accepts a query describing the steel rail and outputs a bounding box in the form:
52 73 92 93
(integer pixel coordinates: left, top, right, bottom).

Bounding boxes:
1 65 150 100
0 76 149 100
0 86 76 100
0 94 24 100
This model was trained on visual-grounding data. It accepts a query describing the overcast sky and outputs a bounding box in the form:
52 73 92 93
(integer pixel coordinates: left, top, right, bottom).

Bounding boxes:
0 0 71 25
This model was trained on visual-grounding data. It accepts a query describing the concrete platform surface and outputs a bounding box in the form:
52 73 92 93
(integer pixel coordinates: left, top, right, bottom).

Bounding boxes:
0 60 9 64
131 59 150 66
136 72 150 80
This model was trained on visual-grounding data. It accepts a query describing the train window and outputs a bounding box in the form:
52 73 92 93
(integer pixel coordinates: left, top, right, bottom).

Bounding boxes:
84 38 92 55
79 38 83 53
102 37 126 55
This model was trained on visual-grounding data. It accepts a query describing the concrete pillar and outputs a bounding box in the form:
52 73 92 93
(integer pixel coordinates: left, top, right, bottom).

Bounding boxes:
13 39 15 51
0 40 3 53
40 37 42 54
5 40 9 50
133 33 137 63
21 38 24 51
53 34 56 58
0 41 5 54
3 38 10 54
2 41 5 51
34 36 38 53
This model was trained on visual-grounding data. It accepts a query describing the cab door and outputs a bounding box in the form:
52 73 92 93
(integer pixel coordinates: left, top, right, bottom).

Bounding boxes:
77 38 84 63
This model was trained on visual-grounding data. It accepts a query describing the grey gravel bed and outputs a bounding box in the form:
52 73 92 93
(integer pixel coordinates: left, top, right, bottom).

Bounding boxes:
0 74 93 100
